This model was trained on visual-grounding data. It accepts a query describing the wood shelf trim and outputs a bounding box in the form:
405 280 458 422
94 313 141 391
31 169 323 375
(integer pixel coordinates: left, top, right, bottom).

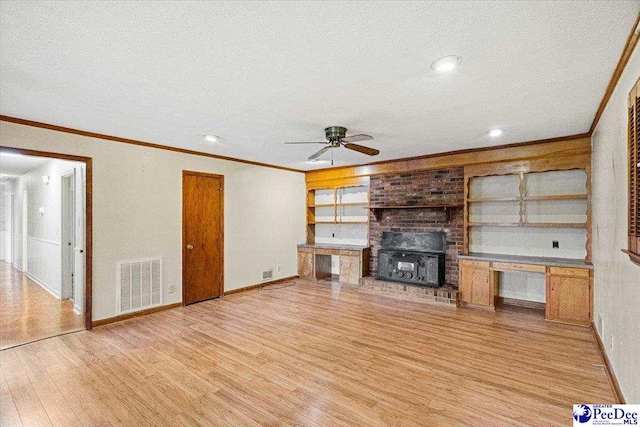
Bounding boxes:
468 194 588 203
310 202 368 208
469 222 586 228
468 197 520 203
525 194 588 201
622 249 640 267
310 221 368 224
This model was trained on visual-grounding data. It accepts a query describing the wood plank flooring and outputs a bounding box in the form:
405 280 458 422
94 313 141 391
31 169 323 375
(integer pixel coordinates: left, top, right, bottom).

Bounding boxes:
0 279 615 426
1 261 84 350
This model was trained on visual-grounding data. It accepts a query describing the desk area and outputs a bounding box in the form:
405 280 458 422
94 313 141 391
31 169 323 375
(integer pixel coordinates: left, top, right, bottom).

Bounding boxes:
297 244 370 285
458 253 593 326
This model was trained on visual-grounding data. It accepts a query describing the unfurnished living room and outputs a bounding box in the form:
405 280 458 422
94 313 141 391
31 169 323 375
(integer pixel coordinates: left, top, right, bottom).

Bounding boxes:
0 2 639 426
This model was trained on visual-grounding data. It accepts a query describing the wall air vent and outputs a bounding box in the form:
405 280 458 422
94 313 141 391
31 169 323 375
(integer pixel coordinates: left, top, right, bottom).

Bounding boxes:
262 269 273 281
117 257 162 314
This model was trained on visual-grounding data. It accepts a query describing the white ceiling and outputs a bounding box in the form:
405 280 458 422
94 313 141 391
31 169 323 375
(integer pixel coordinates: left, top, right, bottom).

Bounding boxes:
0 2 637 171
0 153 49 177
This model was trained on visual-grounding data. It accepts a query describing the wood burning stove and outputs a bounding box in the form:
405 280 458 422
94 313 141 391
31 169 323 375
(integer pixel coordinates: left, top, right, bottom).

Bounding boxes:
376 232 446 287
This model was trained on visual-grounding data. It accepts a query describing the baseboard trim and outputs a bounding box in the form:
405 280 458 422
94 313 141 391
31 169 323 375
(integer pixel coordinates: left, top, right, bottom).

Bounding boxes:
12 263 22 272
591 322 626 404
497 296 545 311
26 271 61 299
92 302 182 328
224 275 298 296
73 304 82 315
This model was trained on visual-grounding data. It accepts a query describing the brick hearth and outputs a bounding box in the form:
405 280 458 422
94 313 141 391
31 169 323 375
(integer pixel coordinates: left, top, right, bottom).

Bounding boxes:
360 276 458 307
369 167 464 286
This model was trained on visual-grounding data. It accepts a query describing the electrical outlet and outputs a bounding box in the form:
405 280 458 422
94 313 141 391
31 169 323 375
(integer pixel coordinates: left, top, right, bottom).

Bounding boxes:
168 284 175 294
552 240 559 249
277 265 282 273
262 269 273 280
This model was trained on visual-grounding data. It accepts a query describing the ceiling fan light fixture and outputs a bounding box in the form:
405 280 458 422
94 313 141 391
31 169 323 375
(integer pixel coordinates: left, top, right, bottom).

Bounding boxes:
431 55 462 72
487 129 503 137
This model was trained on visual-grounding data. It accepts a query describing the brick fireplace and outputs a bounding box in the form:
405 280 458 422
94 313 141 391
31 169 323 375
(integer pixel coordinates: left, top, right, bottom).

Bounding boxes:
368 167 464 286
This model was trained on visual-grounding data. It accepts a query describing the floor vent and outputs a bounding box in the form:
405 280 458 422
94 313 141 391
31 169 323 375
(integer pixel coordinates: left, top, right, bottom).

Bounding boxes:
117 257 162 314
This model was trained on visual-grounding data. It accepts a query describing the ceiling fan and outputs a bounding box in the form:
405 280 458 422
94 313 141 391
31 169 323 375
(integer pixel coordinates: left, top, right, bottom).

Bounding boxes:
285 126 379 165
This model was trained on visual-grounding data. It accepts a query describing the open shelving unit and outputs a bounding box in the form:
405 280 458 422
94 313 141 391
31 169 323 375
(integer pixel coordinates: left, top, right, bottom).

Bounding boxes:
306 184 369 245
465 168 591 261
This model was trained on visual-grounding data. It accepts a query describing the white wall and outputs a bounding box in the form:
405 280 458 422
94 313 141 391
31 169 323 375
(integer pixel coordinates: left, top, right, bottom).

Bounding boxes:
11 159 83 299
0 121 306 321
592 41 640 403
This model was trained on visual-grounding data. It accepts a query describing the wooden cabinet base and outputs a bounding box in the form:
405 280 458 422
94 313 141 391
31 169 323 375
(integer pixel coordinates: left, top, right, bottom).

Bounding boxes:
458 258 593 327
297 246 370 285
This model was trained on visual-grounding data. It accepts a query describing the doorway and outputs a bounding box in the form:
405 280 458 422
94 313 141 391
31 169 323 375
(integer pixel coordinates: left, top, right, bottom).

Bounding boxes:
0 146 92 348
182 171 224 305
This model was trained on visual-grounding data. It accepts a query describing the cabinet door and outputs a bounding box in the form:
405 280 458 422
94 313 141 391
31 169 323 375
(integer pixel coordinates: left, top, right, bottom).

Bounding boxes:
298 251 313 280
547 276 590 324
459 265 491 307
339 256 360 285
470 268 492 307
459 265 473 304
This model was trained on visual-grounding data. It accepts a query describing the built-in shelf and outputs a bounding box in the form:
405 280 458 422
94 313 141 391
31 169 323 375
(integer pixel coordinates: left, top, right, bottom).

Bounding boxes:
469 222 586 228
309 202 368 208
468 194 588 203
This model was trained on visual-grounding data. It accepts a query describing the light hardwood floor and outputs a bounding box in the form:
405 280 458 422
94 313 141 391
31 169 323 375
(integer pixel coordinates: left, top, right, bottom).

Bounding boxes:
0 279 615 426
0 261 84 350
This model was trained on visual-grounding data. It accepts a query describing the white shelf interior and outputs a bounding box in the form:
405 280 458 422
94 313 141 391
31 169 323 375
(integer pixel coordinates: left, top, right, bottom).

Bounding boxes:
313 185 369 245
470 226 587 259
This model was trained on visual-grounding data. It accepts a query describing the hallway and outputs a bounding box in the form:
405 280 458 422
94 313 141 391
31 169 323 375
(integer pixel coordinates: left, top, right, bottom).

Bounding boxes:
0 261 84 350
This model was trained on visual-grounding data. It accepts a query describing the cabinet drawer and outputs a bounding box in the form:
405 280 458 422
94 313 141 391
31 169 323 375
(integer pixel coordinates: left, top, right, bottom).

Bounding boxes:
549 267 590 277
492 262 546 273
460 260 490 269
298 247 314 253
340 250 360 257
315 248 338 256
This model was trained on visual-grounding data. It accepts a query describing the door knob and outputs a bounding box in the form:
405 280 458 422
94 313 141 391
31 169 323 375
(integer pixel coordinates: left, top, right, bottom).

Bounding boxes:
187 244 194 250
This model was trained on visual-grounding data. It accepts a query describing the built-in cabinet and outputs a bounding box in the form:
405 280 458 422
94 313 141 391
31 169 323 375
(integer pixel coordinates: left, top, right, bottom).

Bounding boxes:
297 244 370 285
458 260 496 308
459 257 593 326
300 178 371 284
459 155 594 327
546 267 593 326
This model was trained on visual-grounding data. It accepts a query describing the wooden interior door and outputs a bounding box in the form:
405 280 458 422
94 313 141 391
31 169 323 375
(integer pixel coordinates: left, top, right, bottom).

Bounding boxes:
183 171 224 305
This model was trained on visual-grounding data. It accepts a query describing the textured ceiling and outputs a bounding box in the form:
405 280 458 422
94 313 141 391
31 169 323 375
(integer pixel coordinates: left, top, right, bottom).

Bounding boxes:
0 1 637 170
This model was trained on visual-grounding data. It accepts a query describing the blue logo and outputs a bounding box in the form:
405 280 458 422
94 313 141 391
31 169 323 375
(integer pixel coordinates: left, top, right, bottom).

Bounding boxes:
574 404 592 423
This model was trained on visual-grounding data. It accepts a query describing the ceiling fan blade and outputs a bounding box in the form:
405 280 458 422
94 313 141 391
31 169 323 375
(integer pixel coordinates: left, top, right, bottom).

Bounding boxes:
343 143 380 156
308 146 331 160
341 134 373 143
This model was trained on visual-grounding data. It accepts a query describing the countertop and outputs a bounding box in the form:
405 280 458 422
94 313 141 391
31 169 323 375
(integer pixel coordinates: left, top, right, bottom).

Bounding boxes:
297 243 370 251
457 252 594 269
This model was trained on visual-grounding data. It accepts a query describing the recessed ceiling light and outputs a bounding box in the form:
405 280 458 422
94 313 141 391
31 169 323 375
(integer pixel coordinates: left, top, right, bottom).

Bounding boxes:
488 129 503 137
431 55 462 72
204 135 220 143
